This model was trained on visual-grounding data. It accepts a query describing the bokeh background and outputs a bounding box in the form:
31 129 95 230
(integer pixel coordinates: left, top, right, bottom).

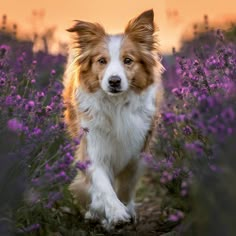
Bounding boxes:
1 0 236 53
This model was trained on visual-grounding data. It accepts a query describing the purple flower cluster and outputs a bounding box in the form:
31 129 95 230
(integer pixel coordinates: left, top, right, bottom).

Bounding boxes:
0 31 88 233
145 29 236 223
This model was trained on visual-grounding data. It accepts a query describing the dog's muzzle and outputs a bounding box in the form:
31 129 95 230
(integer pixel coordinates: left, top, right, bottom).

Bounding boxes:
108 75 122 93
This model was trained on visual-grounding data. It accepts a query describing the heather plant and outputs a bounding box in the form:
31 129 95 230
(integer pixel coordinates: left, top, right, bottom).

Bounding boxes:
148 28 236 233
0 31 89 235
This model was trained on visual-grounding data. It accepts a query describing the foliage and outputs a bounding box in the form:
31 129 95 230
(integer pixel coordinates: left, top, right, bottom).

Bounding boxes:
146 28 236 234
0 31 87 235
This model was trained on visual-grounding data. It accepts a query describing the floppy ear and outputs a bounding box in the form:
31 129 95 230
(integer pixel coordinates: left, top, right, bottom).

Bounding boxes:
67 20 106 50
125 9 157 51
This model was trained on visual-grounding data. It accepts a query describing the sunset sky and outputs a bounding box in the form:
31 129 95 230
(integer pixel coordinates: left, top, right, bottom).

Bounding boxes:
1 0 236 54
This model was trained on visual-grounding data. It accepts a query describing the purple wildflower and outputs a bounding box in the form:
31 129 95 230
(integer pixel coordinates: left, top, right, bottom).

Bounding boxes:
20 223 40 233
76 160 91 170
183 126 192 136
51 69 56 76
7 118 23 132
0 77 6 86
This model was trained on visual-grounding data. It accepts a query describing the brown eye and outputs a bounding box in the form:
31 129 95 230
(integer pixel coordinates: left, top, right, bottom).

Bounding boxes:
124 57 133 65
98 58 107 65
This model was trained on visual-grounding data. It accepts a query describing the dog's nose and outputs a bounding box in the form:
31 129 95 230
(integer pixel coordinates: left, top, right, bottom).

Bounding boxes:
108 76 121 88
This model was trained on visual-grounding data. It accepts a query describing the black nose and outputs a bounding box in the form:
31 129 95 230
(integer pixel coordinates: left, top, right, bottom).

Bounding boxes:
108 76 121 88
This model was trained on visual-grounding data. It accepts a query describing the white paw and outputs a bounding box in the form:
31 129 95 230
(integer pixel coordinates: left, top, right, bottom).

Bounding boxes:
89 193 131 229
104 198 131 227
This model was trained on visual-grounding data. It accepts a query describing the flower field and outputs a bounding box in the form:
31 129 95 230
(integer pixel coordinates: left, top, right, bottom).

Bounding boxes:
0 22 236 235
150 27 236 235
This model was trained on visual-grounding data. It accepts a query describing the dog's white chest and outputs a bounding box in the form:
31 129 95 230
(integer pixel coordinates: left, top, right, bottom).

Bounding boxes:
77 86 157 174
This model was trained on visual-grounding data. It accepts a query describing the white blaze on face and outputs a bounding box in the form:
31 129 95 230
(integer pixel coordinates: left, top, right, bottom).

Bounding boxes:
101 35 129 94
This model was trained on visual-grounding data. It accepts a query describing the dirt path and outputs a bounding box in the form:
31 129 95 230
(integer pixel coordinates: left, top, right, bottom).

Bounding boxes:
73 173 179 236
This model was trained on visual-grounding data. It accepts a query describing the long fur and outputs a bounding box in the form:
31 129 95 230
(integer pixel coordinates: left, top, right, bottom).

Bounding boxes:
63 9 163 228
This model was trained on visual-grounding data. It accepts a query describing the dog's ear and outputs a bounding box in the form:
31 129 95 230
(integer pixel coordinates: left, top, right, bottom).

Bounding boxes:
125 9 157 50
67 20 106 50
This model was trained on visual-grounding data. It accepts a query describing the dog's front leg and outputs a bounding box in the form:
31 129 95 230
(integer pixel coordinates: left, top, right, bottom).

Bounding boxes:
117 160 143 222
86 166 131 228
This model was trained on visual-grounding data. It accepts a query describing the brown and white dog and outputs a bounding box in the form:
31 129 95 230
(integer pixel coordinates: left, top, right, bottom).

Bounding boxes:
63 9 163 228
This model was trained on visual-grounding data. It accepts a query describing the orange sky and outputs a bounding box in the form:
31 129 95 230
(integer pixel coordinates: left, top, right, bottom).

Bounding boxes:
1 0 236 53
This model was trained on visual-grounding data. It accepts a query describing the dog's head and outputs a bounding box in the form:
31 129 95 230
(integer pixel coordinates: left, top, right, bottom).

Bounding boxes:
68 9 161 95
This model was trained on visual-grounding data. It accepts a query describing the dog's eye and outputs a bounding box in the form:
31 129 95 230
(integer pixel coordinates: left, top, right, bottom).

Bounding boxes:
124 57 133 65
98 58 107 65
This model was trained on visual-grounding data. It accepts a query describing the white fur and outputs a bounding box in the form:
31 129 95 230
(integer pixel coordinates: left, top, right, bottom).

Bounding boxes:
101 36 129 94
76 82 160 228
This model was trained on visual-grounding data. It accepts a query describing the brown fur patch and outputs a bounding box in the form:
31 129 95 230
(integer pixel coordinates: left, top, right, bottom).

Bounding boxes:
62 70 79 137
67 20 106 63
120 37 155 93
79 41 110 93
125 9 158 52
63 21 109 137
120 9 160 94
69 136 91 207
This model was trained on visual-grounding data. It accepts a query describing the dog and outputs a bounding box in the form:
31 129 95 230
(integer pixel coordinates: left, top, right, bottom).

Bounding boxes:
63 9 163 228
